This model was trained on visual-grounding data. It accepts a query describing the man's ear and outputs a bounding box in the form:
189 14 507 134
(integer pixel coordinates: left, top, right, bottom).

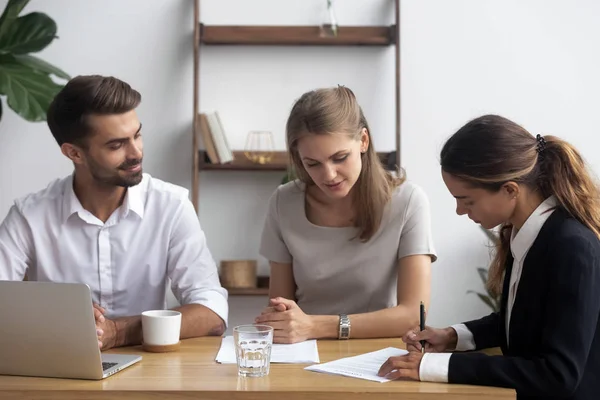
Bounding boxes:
502 181 520 199
60 143 86 165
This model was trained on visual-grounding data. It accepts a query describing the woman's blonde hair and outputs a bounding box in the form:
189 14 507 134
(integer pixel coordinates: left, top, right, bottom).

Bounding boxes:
286 86 404 241
441 114 600 295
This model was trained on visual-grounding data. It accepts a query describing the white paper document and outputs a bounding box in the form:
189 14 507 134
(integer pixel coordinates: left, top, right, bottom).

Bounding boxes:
304 347 408 382
215 336 320 364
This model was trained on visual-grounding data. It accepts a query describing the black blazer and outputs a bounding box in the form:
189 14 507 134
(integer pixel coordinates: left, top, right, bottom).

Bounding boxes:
448 208 600 400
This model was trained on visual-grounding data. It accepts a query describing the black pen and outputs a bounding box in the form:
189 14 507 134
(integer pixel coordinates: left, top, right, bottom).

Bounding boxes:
420 301 426 353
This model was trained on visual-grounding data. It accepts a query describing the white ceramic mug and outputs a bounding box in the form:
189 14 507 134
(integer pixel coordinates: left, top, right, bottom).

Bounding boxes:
141 310 182 346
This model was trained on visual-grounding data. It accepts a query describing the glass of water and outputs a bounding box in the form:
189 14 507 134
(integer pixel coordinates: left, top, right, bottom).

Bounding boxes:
233 324 273 377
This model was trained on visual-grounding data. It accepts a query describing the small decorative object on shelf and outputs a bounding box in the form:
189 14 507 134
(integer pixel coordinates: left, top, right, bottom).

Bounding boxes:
220 260 257 289
320 0 339 38
244 131 275 164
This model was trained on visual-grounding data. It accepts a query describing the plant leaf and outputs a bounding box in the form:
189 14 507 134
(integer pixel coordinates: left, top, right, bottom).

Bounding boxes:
0 12 57 54
467 291 497 312
14 54 69 80
493 297 501 312
0 54 63 122
480 226 498 243
0 0 30 42
476 267 488 285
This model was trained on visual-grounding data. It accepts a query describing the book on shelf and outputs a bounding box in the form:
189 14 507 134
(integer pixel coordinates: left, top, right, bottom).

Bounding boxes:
198 111 234 164
197 113 219 163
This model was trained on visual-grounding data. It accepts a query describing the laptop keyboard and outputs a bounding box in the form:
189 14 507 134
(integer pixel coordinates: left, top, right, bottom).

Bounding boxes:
102 362 118 371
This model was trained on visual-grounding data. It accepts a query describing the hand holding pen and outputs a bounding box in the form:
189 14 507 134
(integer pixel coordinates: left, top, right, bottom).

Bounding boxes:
402 324 459 353
378 306 459 381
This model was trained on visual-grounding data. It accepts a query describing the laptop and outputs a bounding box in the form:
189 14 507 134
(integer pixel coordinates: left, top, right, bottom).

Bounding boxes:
0 281 142 380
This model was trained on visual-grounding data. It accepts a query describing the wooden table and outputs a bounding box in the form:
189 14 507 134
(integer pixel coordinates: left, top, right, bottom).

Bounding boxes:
0 337 515 399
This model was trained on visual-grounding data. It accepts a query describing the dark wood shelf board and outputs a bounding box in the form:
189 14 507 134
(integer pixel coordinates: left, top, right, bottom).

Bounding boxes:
226 276 269 296
199 24 396 46
199 151 290 171
199 150 397 171
226 287 269 296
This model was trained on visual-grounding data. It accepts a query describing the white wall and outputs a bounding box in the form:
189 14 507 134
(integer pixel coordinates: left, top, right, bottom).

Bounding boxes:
402 0 600 327
1 0 599 330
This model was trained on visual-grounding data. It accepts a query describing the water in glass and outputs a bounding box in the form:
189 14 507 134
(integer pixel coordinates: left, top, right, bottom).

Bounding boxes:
234 325 273 377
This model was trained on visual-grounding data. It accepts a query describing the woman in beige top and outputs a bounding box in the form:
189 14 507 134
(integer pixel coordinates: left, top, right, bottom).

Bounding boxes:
255 86 437 343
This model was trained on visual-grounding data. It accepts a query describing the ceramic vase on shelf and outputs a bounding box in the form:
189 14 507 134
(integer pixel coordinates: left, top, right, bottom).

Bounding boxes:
320 0 338 37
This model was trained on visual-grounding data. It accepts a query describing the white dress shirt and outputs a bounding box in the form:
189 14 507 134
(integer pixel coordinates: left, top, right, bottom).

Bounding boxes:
419 196 558 382
0 173 228 324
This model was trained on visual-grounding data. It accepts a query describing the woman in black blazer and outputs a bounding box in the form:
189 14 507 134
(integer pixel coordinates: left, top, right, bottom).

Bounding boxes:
378 115 600 400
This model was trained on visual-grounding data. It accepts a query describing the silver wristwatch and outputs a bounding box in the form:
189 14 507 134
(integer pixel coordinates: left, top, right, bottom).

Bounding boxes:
338 314 351 339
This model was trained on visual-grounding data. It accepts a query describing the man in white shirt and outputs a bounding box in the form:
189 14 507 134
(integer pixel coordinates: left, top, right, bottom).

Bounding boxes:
0 75 228 350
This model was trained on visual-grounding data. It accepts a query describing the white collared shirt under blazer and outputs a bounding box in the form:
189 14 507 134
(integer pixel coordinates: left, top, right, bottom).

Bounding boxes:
0 173 228 323
419 196 558 382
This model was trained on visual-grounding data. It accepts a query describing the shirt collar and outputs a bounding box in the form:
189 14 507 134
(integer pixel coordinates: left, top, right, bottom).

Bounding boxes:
510 195 558 262
62 174 145 223
62 174 85 223
123 182 145 219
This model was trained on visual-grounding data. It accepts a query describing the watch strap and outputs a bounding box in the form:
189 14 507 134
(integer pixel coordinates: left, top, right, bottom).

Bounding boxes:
338 314 351 339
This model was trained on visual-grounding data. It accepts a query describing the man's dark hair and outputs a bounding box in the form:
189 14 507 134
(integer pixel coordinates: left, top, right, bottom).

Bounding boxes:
47 75 141 146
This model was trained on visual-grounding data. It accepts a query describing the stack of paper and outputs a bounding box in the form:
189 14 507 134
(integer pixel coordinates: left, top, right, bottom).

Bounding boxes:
215 336 320 364
305 347 408 382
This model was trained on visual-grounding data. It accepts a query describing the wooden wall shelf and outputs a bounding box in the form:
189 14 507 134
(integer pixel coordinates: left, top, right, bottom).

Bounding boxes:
199 25 395 46
198 150 397 171
191 0 401 212
226 287 269 296
199 150 290 171
225 276 270 296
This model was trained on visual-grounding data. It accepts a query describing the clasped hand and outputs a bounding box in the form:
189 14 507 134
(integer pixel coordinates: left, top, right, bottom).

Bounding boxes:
254 297 313 344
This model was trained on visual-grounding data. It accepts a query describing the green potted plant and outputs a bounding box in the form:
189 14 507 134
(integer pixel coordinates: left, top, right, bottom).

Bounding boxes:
280 167 296 185
469 226 503 355
0 0 69 123
467 227 501 313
